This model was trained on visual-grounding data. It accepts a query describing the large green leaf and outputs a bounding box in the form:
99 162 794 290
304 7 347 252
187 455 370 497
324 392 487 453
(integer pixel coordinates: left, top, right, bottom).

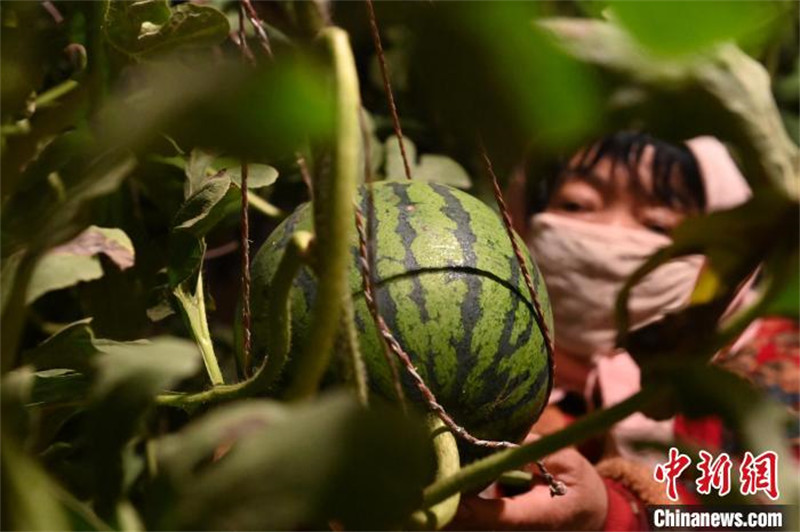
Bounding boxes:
154 393 434 531
608 1 787 57
541 18 799 199
94 58 334 162
104 0 229 60
409 3 602 165
615 192 798 362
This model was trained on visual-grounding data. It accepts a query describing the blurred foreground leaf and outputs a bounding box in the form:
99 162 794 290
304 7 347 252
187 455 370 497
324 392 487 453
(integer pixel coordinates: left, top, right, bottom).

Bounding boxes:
1 436 110 531
95 59 333 163
154 392 434 530
410 3 602 166
617 191 798 360
639 362 799 506
87 336 201 517
542 18 799 199
608 1 786 57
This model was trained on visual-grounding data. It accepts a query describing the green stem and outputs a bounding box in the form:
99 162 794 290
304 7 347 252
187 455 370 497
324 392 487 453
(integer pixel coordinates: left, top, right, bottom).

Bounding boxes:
157 232 312 409
174 271 224 386
35 80 80 109
408 416 461 530
1 251 38 375
248 194 284 218
421 388 656 508
115 501 144 532
285 27 361 400
339 298 369 406
260 231 312 386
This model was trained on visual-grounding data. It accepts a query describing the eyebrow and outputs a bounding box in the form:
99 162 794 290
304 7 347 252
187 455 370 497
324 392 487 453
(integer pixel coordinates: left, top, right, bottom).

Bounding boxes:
559 169 610 192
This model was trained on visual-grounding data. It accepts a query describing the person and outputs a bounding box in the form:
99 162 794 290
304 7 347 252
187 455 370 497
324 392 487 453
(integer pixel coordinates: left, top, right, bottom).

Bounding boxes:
450 132 797 530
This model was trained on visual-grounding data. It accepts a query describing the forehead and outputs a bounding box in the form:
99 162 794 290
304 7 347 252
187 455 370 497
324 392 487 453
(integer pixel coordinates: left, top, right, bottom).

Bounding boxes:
563 144 659 195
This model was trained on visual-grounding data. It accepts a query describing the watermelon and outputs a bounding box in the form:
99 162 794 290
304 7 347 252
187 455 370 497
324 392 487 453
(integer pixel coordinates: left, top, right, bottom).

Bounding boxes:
250 181 553 449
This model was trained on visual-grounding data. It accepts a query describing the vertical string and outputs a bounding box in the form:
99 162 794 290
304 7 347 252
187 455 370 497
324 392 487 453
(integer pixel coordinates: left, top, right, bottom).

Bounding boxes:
356 112 407 408
237 3 253 375
364 0 413 180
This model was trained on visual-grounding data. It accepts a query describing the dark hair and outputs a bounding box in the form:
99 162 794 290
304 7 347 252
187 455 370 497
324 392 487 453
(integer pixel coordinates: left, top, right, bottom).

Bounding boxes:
527 131 706 214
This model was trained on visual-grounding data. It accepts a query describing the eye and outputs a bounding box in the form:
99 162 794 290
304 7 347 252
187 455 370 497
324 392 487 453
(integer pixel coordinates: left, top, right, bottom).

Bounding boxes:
644 221 671 235
640 208 682 236
560 200 589 213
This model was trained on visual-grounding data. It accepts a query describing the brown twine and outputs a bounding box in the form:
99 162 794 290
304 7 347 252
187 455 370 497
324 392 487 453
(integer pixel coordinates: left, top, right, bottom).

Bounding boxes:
236 3 254 375
241 0 274 58
479 139 565 497
357 111 407 408
236 3 256 65
364 0 413 180
354 205 523 450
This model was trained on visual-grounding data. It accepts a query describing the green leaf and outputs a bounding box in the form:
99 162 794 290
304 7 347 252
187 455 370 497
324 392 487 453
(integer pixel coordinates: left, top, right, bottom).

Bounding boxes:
183 150 280 197
384 136 472 189
156 393 434 531
2 141 136 364
21 319 99 372
173 175 238 237
27 369 91 408
760 253 800 318
609 1 786 57
411 3 601 160
2 129 136 258
2 436 73 532
156 401 288 480
86 336 201 516
26 226 135 304
415 155 472 189
184 148 217 199
91 337 201 398
615 192 798 360
384 135 418 181
222 164 280 189
104 1 229 59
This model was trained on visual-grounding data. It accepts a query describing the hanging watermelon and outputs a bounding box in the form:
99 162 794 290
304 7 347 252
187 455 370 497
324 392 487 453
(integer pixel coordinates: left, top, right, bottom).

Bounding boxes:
249 180 553 446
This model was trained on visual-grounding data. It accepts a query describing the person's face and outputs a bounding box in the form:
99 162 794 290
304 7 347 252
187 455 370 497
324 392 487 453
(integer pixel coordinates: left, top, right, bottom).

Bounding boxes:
545 146 695 236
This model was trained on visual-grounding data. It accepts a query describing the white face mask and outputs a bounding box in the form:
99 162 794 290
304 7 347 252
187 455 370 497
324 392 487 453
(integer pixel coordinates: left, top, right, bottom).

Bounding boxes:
528 213 703 361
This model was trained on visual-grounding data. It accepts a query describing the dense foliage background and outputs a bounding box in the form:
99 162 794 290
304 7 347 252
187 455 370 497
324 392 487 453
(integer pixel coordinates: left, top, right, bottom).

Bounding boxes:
2 1 798 530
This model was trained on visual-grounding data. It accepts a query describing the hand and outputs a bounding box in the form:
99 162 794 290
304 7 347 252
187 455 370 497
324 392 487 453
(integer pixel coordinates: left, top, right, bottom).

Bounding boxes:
448 444 608 531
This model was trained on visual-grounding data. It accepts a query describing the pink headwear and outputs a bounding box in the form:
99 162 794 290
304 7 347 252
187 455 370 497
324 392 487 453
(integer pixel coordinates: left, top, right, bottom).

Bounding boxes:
685 136 752 212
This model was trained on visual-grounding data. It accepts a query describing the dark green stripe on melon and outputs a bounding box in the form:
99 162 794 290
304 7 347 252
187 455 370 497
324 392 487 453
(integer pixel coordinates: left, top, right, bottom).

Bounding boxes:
249 181 552 454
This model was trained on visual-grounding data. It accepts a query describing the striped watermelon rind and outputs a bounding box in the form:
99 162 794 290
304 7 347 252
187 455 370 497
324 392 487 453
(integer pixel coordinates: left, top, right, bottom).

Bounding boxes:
250 181 553 447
